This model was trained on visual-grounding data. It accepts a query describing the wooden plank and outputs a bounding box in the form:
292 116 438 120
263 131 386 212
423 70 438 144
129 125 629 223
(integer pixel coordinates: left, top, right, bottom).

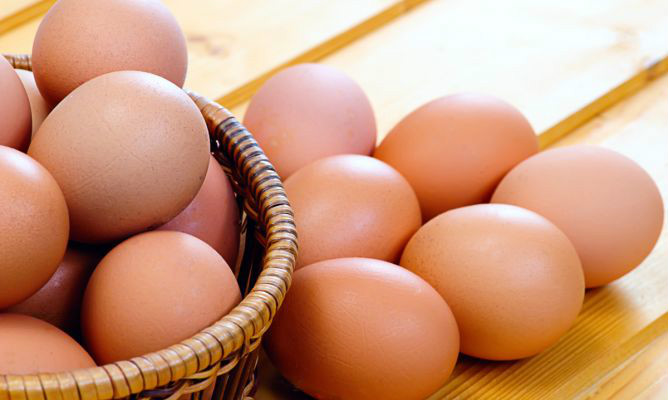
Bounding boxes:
428 70 668 400
0 1 53 36
0 0 426 106
232 0 668 143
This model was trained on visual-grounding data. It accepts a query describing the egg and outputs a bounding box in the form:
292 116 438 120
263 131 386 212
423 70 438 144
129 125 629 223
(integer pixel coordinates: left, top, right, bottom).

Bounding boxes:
0 146 69 309
284 155 421 268
265 258 459 400
82 231 241 364
158 155 240 266
400 204 584 360
6 242 105 335
29 71 210 243
0 57 31 150
15 69 51 137
374 93 538 220
492 145 664 288
244 63 376 178
32 0 187 105
0 314 95 374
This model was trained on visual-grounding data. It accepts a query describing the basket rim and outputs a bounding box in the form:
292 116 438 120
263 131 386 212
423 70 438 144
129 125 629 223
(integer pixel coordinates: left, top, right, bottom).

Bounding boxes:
1 53 298 400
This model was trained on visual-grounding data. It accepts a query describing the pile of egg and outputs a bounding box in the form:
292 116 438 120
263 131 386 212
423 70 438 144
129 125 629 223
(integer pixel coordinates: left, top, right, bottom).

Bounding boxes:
243 64 663 399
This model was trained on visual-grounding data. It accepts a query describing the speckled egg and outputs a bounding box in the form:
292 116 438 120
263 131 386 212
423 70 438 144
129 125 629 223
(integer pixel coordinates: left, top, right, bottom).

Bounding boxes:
492 145 664 288
82 231 241 364
158 155 240 267
375 93 538 220
265 258 460 400
29 71 210 243
0 314 95 374
6 242 106 335
0 57 31 150
32 0 187 105
401 204 584 360
15 69 51 137
244 64 376 178
284 155 421 268
0 146 69 309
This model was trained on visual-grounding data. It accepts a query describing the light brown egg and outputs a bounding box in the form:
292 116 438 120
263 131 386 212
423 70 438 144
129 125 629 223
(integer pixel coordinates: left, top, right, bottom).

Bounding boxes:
492 145 664 288
82 231 241 364
265 258 459 400
0 146 69 309
374 93 538 221
32 0 187 105
0 314 95 374
0 57 31 150
29 71 209 243
284 155 421 268
158 155 240 266
244 63 376 178
6 242 106 336
15 69 51 137
400 204 584 360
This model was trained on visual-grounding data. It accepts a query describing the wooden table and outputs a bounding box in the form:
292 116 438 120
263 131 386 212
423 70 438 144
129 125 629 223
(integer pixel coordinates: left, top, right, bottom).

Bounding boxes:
2 1 666 398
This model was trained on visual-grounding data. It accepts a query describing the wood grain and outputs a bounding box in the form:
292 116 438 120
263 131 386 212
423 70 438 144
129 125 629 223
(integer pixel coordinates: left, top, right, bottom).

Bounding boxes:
0 0 52 35
315 0 668 142
0 0 426 106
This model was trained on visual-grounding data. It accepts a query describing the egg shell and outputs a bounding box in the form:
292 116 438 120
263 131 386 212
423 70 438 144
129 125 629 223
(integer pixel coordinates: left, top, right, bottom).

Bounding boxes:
492 145 664 288
284 155 421 268
244 63 376 178
0 314 95 374
15 69 51 137
158 155 240 266
265 258 460 400
32 0 187 105
28 70 210 243
400 204 584 360
82 231 241 364
6 242 106 336
0 57 31 150
0 146 69 309
374 93 538 220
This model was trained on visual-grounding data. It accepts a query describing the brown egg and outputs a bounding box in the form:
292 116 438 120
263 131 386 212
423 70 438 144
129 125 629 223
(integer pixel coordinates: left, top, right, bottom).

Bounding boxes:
82 231 241 364
0 57 31 150
32 0 187 105
244 64 376 178
29 71 209 243
284 155 421 268
0 314 95 374
6 242 106 335
15 69 51 137
0 146 69 309
265 258 459 400
400 204 584 360
158 155 240 266
374 93 538 221
492 145 664 288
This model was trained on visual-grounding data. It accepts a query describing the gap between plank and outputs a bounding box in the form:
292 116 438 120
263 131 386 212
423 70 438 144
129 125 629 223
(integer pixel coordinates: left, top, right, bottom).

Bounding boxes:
539 54 668 149
215 0 429 108
0 0 53 36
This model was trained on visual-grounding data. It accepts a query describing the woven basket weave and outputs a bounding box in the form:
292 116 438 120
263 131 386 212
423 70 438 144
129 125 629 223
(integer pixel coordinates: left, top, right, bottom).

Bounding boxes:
1 54 298 400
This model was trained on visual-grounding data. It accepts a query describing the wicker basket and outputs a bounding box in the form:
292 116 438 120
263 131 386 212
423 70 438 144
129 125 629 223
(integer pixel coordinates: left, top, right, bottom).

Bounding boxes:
1 54 298 400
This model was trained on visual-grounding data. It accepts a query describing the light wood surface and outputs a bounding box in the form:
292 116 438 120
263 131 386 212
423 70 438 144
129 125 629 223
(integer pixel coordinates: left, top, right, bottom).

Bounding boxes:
0 0 52 35
230 0 668 144
0 0 426 106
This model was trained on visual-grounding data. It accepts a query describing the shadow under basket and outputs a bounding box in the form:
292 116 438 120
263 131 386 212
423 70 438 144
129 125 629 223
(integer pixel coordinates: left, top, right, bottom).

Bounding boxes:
1 54 298 400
